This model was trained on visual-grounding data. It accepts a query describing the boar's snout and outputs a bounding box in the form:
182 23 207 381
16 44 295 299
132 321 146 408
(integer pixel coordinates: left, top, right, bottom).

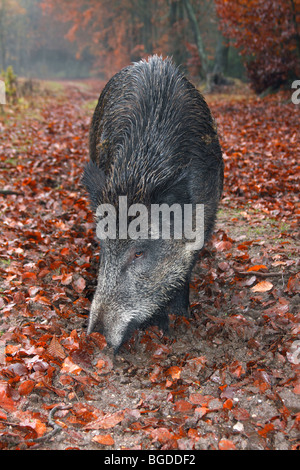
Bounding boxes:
86 303 127 351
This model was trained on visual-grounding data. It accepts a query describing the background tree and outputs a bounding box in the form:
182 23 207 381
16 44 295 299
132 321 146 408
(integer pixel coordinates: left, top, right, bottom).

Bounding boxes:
0 0 26 71
0 0 245 83
215 0 300 93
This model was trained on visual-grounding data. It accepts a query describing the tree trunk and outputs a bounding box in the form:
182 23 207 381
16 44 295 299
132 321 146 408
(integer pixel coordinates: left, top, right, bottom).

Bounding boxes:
169 0 186 66
182 0 208 77
290 0 300 61
0 0 7 70
206 32 231 91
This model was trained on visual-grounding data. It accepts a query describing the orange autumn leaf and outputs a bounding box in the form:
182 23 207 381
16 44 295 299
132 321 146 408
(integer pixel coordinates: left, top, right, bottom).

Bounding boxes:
188 428 199 439
0 383 16 412
22 418 47 438
61 273 73 285
33 293 52 305
61 357 82 375
219 439 236 450
22 272 37 282
258 423 275 438
18 380 35 396
15 409 47 438
247 265 267 272
89 332 107 350
223 399 233 410
92 434 115 446
95 355 113 374
189 394 213 406
166 366 182 380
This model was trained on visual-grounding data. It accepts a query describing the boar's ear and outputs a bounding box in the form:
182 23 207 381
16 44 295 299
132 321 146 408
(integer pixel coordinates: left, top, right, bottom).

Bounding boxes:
81 160 106 212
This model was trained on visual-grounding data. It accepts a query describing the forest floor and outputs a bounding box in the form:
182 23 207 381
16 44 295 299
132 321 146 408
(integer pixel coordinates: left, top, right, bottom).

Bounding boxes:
0 78 299 451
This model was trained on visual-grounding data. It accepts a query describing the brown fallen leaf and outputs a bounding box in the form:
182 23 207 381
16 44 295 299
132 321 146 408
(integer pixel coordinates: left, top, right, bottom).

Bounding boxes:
95 354 113 375
48 335 66 360
174 400 194 413
73 276 86 293
85 409 126 430
251 280 273 292
17 411 47 438
151 427 173 444
214 240 232 251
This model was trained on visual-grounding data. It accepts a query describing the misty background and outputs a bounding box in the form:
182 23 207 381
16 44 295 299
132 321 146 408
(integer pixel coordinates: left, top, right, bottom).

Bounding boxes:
0 0 244 83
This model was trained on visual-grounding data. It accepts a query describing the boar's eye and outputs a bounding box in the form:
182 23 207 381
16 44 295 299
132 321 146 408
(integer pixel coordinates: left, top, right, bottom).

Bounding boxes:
134 251 144 259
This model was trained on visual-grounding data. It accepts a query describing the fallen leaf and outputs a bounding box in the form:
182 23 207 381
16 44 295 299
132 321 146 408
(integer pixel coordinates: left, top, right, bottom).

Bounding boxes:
48 335 66 360
247 265 267 272
174 400 194 412
33 293 52 305
189 394 213 406
151 427 173 444
89 332 107 350
18 380 35 396
231 408 250 421
61 357 82 375
219 439 236 450
92 434 115 446
149 364 163 383
251 280 273 292
73 276 86 293
15 410 47 438
214 240 232 251
85 410 126 430
194 406 208 418
0 383 16 412
166 366 182 380
95 354 113 375
258 423 274 438
223 399 233 410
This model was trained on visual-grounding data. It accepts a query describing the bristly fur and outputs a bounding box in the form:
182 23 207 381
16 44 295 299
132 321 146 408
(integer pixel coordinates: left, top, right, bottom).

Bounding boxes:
84 55 223 216
82 160 105 212
82 55 224 351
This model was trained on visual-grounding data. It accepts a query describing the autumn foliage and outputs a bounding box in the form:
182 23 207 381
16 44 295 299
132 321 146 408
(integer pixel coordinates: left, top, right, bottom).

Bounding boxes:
40 0 223 80
215 0 300 92
41 0 174 78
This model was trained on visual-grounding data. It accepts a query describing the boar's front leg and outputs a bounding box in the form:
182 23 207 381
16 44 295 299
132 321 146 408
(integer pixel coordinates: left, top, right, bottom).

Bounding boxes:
166 277 191 318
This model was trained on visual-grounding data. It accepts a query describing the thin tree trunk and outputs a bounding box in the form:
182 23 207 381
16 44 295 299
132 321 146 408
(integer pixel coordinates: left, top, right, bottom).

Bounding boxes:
169 0 185 65
182 0 208 77
0 0 7 70
290 0 300 61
